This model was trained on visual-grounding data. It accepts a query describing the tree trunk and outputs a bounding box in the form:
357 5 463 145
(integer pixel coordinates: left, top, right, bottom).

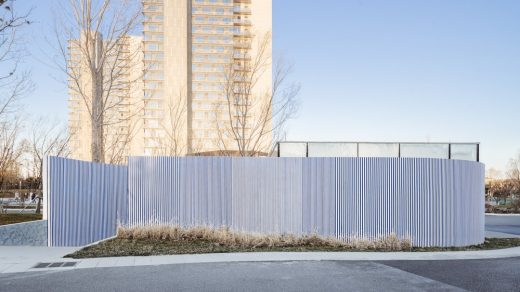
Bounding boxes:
90 33 105 163
35 195 41 214
91 71 104 163
37 161 43 190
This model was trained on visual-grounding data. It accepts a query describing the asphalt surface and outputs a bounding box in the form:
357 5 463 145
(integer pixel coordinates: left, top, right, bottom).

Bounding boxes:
485 215 520 236
381 257 520 292
1 258 520 292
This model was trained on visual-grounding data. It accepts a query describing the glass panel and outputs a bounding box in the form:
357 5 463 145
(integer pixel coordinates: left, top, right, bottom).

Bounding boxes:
308 143 357 157
279 143 307 157
358 143 399 157
450 144 478 161
400 143 449 159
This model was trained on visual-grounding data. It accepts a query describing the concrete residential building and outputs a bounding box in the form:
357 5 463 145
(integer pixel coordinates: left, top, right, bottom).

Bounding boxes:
69 0 273 160
142 0 273 156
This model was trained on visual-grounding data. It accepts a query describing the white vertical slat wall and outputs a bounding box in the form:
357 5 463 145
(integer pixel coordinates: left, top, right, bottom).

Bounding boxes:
44 157 128 246
334 158 485 246
127 157 484 247
302 158 336 237
128 157 232 227
231 158 303 234
46 156 484 247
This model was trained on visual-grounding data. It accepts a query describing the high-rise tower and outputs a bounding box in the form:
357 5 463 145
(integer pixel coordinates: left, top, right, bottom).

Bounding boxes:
142 0 273 155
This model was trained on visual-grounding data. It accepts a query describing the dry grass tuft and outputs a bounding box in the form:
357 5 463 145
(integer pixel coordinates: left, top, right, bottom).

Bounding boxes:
116 225 412 251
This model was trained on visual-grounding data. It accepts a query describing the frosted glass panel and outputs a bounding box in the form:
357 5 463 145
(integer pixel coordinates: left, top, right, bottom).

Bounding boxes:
308 143 357 157
279 143 307 157
276 142 479 161
358 143 399 157
400 144 449 159
451 144 477 161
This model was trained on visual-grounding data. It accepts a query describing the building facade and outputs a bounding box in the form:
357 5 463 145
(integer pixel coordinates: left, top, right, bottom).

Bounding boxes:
142 0 273 156
69 0 273 161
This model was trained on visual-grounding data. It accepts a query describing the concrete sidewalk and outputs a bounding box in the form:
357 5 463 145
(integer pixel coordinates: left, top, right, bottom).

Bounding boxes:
0 246 79 273
1 245 520 274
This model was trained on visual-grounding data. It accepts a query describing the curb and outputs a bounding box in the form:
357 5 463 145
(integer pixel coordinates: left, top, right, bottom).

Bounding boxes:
71 246 520 265
486 213 520 216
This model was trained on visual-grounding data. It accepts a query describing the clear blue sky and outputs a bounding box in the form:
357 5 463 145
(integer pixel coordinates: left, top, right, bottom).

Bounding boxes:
15 0 520 173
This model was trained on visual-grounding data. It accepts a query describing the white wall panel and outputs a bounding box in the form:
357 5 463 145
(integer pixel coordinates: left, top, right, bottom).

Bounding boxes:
128 157 232 227
44 157 127 246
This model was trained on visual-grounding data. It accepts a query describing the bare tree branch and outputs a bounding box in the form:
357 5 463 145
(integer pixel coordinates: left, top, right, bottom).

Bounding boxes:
26 118 72 190
216 32 300 157
507 152 520 183
155 89 189 156
0 1 31 188
0 117 23 189
0 0 31 119
55 0 142 163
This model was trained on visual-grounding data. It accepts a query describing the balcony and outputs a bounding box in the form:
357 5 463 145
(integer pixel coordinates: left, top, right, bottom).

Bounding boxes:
233 6 251 15
233 42 251 49
233 30 252 38
234 19 251 26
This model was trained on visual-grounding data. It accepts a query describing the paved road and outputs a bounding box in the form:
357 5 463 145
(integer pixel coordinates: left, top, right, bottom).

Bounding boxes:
485 214 520 236
381 257 520 292
1 258 520 292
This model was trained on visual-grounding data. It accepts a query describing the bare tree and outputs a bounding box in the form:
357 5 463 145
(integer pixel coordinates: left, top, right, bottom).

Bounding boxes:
0 1 31 189
27 118 72 190
506 152 520 210
55 0 142 163
0 117 23 189
216 32 300 157
487 179 516 206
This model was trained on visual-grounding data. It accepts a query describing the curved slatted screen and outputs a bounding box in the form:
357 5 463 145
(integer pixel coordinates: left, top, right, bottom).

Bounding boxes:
45 156 484 247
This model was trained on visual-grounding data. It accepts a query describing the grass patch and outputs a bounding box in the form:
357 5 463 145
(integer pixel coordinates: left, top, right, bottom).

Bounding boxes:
65 226 520 259
412 238 520 252
66 237 520 259
0 213 42 226
0 189 38 198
